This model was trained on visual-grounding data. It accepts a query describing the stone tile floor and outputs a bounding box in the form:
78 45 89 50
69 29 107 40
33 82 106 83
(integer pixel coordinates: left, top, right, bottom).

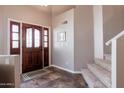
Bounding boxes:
21 67 87 88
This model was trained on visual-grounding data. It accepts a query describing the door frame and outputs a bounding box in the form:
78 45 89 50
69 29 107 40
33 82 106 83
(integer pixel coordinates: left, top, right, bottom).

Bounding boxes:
8 18 51 74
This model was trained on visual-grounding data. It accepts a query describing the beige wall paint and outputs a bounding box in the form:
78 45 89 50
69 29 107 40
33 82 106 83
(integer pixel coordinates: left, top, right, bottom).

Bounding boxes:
52 9 74 71
93 5 124 55
74 5 94 71
0 5 51 54
52 6 94 72
117 36 124 87
0 6 4 54
103 6 124 54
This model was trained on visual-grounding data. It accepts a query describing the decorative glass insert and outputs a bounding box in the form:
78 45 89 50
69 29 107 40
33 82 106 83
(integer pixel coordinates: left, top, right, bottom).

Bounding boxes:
12 41 19 48
44 36 48 42
44 30 48 35
26 28 32 48
12 25 19 32
12 33 19 40
34 29 40 47
44 42 48 48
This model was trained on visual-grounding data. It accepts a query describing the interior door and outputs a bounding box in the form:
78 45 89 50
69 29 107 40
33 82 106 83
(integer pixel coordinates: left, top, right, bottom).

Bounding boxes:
22 23 43 73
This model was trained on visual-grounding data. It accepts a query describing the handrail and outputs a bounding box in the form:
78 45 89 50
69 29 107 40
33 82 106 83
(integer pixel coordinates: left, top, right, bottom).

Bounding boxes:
0 55 19 57
106 30 124 46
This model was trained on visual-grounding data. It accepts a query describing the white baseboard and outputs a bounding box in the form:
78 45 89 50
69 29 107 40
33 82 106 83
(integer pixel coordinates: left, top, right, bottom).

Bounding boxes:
50 65 81 74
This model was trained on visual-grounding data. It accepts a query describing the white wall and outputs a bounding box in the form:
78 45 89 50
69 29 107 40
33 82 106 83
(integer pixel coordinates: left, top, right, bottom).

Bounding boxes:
93 5 104 59
52 9 74 71
103 6 124 54
0 5 51 54
74 5 94 71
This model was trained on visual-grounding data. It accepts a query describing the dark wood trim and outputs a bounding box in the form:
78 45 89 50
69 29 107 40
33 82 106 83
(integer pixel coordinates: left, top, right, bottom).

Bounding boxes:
43 27 49 67
22 23 43 73
10 21 20 54
22 23 43 49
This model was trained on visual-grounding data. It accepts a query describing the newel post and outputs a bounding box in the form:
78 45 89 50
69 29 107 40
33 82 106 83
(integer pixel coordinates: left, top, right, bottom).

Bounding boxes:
111 39 117 88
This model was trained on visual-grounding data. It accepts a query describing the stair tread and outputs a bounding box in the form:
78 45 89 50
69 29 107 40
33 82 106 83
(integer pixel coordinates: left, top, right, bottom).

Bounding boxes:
95 58 111 72
95 58 111 64
104 54 111 57
81 69 106 88
104 54 111 61
88 64 111 88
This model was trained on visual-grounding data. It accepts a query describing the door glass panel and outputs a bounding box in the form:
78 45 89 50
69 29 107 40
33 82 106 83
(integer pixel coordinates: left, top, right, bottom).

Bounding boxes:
44 36 48 42
26 28 32 48
12 41 19 48
44 42 48 48
12 25 19 32
34 29 40 47
12 33 19 40
44 30 47 35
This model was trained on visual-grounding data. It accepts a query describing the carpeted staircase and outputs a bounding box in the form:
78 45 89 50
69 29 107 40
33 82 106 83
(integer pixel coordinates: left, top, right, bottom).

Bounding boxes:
81 54 111 88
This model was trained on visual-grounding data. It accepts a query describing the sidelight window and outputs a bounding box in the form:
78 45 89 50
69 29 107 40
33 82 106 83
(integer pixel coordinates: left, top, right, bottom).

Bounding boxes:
10 21 20 54
43 29 48 48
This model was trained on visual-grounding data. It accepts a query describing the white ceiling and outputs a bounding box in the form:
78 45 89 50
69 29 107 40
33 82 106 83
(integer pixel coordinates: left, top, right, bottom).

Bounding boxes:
31 5 52 13
31 5 75 16
51 5 75 16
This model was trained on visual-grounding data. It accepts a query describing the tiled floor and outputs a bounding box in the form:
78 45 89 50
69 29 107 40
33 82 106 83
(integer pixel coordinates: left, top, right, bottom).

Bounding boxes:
21 67 87 88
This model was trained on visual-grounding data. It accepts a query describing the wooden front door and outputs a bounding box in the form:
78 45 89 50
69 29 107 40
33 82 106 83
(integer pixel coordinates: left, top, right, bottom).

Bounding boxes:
22 23 43 73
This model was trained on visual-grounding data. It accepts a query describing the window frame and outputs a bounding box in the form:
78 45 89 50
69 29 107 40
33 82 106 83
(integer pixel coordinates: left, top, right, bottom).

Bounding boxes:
43 28 49 48
10 21 20 54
